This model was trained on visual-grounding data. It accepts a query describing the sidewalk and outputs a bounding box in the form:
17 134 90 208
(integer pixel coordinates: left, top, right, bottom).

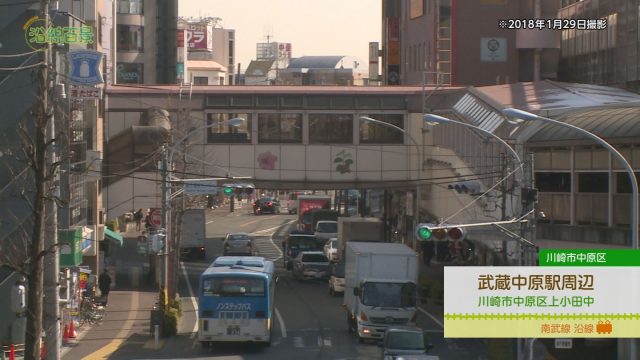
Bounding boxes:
61 235 159 360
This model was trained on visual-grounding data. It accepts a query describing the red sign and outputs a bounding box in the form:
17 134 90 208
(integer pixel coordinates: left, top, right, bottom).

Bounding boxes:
186 30 207 49
150 208 162 226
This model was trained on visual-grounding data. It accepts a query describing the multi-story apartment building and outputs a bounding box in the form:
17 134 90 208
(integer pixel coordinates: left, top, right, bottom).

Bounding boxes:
382 0 561 86
557 0 640 91
116 0 177 84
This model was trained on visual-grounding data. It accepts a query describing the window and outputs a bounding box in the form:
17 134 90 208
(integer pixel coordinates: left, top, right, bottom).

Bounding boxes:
309 114 353 144
116 62 143 83
117 25 143 51
578 172 608 193
258 113 302 143
359 114 403 144
193 76 208 85
616 172 640 193
203 277 265 297
535 172 571 192
117 0 143 14
206 113 251 143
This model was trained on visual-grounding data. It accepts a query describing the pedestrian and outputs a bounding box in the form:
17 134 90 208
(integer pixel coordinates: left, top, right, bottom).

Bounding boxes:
134 208 144 231
421 240 434 266
98 270 112 305
145 210 153 232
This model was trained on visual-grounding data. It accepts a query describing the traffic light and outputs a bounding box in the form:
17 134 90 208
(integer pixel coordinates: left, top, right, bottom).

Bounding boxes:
415 223 466 241
244 186 255 195
223 184 234 196
234 186 244 195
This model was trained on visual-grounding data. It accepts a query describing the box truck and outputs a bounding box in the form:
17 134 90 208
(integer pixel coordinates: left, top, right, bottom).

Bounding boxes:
179 208 206 260
337 217 385 259
297 195 332 231
343 242 418 342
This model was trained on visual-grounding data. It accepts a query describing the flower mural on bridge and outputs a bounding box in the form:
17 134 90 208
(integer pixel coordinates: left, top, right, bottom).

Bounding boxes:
334 150 353 174
257 151 278 170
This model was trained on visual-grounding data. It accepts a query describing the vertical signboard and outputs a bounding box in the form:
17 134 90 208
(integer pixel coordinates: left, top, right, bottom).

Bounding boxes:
369 42 379 81
386 17 400 85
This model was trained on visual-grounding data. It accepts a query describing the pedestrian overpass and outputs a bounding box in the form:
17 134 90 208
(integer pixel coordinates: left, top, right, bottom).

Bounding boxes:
104 84 468 218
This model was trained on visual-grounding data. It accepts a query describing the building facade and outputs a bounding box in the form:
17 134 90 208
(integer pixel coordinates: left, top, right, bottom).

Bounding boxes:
178 17 236 84
382 0 561 86
276 56 367 86
557 0 640 91
116 0 177 84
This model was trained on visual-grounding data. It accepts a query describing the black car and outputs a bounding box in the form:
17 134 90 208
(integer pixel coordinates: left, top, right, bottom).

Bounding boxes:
381 326 436 360
253 197 281 215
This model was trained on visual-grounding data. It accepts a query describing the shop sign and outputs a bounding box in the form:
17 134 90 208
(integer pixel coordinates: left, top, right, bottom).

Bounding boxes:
23 16 94 51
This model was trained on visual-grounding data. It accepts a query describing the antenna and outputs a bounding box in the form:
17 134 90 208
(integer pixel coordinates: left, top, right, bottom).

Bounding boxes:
263 25 274 43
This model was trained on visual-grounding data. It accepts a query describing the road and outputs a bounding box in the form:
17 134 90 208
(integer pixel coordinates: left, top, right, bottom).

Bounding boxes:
168 203 489 360
62 202 490 359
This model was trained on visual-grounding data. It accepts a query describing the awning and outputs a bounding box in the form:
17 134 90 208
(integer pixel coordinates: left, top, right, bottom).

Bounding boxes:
104 227 124 247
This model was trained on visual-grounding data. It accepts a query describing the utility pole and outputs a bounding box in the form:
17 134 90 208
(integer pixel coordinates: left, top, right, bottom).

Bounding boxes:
160 145 168 292
500 153 509 264
43 92 60 359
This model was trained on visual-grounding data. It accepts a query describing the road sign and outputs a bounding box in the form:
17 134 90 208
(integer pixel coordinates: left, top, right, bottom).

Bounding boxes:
150 208 162 226
184 180 218 195
554 339 572 349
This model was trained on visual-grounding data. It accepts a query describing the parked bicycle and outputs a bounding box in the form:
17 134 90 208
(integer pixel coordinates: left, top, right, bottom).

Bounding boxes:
77 295 106 326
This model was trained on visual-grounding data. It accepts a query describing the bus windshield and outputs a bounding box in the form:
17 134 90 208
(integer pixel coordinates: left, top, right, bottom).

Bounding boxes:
202 276 265 297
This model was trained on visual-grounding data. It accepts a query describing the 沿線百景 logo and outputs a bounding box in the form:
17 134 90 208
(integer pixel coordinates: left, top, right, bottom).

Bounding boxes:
23 16 94 51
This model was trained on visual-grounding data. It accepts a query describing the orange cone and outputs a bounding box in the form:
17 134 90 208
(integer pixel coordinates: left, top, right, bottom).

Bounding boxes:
68 319 77 338
9 344 15 360
63 325 69 341
40 341 46 360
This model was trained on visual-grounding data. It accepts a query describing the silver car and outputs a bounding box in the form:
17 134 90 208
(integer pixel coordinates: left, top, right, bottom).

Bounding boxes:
292 251 330 280
314 220 338 241
223 232 253 256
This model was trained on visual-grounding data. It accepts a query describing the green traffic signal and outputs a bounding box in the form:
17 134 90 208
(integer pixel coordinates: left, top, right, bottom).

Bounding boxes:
417 226 432 240
223 187 234 196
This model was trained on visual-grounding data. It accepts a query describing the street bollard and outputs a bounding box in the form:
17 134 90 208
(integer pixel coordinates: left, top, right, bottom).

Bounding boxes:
154 325 159 348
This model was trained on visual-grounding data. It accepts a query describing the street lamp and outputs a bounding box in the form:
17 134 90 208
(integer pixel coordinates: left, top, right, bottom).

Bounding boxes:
359 116 421 250
502 108 638 250
160 116 246 299
503 107 640 360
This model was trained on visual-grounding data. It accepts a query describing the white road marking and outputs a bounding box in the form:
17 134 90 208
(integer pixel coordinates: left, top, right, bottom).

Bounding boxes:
323 337 332 347
317 335 322 347
418 306 444 328
275 307 287 338
180 261 199 337
249 219 296 235
293 336 304 348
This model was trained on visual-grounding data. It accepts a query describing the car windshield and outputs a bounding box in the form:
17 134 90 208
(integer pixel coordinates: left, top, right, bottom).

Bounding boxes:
228 234 249 241
301 254 328 263
385 331 425 350
362 282 416 308
288 236 322 251
316 222 337 233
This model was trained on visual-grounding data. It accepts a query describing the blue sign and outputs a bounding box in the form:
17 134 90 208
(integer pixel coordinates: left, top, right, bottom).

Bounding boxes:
184 180 218 195
69 50 103 85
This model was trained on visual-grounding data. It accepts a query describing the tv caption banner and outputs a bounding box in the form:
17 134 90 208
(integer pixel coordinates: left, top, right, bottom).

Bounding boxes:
444 266 640 338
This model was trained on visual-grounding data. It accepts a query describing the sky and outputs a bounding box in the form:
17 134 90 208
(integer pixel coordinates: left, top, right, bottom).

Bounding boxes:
179 0 382 73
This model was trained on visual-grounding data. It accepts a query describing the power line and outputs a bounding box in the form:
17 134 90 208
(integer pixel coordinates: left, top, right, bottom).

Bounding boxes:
0 0 39 6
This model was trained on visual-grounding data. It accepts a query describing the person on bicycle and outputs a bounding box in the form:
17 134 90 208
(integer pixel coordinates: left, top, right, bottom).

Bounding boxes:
99 270 112 305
